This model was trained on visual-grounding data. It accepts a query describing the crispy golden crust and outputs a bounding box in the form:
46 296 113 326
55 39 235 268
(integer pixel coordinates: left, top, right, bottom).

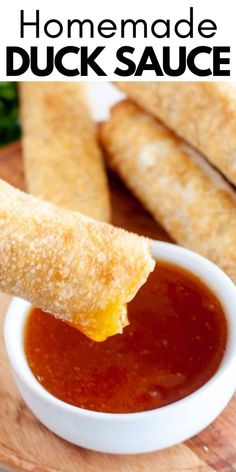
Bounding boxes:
0 178 154 341
20 82 110 222
116 82 236 186
100 100 236 283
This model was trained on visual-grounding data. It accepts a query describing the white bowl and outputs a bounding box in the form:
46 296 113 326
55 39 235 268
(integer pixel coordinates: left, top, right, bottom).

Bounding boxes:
4 241 236 454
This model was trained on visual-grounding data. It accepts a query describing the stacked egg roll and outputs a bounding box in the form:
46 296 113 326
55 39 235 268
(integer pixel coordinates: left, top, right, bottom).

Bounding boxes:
100 100 236 283
20 82 110 221
0 178 154 341
116 82 236 187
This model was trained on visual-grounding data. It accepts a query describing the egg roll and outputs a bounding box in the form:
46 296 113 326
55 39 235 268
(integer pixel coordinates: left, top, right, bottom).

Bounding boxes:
0 178 154 341
100 100 236 283
116 82 236 187
20 82 110 222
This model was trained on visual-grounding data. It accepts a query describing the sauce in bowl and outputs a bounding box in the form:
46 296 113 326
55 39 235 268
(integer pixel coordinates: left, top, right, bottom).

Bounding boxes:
24 261 227 413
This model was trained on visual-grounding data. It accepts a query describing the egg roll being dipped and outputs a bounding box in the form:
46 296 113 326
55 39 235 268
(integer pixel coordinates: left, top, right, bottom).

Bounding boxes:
116 82 236 187
20 82 110 222
100 100 236 283
0 178 154 341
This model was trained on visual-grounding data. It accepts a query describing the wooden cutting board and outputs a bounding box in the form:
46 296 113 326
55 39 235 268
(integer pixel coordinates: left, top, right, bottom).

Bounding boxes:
0 142 236 472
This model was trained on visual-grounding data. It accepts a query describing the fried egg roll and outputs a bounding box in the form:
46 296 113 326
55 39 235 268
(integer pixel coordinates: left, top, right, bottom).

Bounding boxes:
100 100 236 283
20 82 110 222
0 178 154 341
116 82 236 187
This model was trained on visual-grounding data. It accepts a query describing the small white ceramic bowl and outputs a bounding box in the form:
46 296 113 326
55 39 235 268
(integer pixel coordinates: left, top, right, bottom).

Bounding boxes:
4 241 236 454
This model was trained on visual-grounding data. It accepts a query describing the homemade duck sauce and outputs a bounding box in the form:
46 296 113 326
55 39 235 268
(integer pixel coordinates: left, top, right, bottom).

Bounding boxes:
24 262 227 413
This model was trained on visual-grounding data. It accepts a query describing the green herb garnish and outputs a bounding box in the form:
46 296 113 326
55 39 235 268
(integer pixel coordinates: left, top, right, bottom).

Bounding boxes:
0 82 21 146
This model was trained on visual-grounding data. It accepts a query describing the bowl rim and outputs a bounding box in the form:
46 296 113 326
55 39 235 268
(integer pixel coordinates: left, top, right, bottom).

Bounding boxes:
4 240 236 422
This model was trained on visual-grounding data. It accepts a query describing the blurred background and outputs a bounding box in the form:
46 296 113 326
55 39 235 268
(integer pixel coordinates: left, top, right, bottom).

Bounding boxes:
0 82 20 146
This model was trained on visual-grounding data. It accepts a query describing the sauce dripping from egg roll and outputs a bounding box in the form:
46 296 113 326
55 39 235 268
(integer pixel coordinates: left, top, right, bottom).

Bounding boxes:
25 261 227 413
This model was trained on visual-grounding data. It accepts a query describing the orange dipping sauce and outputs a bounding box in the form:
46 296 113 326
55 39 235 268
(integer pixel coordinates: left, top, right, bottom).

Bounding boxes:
24 262 227 413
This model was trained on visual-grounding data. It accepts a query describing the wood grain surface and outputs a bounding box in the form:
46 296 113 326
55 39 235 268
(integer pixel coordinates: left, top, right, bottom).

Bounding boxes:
0 142 235 472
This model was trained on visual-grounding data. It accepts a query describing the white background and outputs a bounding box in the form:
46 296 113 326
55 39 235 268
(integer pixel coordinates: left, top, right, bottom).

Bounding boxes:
0 0 235 80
